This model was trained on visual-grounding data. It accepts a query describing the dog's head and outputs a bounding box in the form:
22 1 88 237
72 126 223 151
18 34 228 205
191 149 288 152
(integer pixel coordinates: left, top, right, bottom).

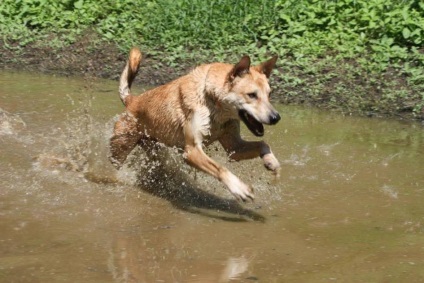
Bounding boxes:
225 55 280 137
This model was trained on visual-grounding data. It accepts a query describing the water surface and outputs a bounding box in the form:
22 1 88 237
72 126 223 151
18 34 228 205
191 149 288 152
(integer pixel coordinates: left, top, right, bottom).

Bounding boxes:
1 71 424 282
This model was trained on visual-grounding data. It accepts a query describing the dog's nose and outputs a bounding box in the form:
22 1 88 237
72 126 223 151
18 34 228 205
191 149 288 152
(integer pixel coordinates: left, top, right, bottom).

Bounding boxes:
269 112 281 125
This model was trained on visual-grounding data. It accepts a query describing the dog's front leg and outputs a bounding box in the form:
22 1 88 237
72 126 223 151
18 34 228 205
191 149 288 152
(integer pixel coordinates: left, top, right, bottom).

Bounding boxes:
219 122 280 173
183 119 254 201
184 144 254 201
226 140 280 173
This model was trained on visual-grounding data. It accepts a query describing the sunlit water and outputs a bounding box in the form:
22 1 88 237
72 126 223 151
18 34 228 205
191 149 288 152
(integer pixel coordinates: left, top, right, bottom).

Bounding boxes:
1 70 424 282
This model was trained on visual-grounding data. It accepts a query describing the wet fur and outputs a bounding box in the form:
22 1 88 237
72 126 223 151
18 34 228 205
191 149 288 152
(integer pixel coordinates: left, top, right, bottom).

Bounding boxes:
110 47 281 201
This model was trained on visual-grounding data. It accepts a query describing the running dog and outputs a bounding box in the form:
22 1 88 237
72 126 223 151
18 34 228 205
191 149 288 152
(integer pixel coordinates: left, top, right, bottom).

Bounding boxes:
109 47 281 201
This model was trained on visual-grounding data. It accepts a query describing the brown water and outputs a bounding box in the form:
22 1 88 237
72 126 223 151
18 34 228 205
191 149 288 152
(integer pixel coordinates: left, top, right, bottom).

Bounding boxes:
1 70 424 283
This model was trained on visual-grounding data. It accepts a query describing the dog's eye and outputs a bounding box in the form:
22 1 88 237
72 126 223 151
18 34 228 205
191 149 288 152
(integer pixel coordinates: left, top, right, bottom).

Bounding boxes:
247 92 258 99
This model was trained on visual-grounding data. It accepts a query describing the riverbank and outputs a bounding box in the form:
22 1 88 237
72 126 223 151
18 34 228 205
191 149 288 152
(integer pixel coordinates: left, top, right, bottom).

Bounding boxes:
1 33 423 121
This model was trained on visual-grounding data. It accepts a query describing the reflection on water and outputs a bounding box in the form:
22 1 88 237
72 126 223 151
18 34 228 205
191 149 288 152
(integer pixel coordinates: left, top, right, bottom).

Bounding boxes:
1 70 424 282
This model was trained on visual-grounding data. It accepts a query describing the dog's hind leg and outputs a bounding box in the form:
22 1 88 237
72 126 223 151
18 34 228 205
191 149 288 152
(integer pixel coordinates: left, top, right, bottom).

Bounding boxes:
109 113 141 169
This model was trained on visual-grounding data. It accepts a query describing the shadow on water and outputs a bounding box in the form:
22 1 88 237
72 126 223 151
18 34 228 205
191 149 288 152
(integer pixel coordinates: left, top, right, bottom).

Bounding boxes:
101 143 267 223
134 162 266 223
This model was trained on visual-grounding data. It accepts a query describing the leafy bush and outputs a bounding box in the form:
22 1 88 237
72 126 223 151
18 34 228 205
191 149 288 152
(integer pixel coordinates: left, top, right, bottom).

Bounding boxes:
2 0 423 58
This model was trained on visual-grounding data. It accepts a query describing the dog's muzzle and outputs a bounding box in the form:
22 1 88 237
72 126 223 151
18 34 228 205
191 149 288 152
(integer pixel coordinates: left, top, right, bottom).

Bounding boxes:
239 109 281 137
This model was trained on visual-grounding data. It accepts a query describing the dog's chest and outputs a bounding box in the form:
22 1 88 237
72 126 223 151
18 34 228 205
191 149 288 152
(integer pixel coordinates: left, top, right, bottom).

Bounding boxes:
202 117 231 145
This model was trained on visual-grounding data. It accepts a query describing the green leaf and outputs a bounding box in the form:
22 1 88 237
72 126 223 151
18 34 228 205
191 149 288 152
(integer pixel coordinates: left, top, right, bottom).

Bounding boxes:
74 0 83 9
402 27 411 39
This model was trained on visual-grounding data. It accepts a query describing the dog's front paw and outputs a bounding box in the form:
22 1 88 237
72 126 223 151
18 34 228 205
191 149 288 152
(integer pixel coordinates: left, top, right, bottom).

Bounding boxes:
224 172 254 202
262 153 280 173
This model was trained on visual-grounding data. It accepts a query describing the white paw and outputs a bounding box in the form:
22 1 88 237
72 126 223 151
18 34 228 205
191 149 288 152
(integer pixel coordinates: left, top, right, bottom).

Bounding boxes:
262 153 280 172
223 172 254 202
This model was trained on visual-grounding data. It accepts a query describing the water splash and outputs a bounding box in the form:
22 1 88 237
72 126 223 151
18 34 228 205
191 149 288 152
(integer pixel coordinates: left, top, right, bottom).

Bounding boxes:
0 108 26 136
380 184 399 199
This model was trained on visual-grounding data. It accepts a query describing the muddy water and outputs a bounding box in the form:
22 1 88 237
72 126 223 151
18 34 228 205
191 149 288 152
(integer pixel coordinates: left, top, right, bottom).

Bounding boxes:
1 70 424 283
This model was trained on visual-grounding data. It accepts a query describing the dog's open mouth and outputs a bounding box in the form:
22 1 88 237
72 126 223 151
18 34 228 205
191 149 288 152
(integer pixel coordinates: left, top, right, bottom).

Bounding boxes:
239 110 264 137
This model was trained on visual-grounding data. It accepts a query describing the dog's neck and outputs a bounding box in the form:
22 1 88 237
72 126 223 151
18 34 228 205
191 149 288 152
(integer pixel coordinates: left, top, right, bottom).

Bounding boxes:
191 63 240 124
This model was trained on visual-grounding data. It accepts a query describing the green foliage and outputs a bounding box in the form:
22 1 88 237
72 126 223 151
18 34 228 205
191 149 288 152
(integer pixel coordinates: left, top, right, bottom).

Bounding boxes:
1 0 423 118
1 0 423 59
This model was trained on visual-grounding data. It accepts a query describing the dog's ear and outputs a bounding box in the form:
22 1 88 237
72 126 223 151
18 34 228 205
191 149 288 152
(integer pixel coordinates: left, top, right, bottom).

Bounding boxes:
229 55 251 81
255 55 278 78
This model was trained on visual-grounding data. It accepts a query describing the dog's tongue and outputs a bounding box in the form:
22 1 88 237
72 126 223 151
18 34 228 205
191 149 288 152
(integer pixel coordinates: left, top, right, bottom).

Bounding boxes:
239 110 264 137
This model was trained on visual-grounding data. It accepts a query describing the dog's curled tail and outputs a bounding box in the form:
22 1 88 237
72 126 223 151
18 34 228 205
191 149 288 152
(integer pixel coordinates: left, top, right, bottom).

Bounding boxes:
119 47 142 106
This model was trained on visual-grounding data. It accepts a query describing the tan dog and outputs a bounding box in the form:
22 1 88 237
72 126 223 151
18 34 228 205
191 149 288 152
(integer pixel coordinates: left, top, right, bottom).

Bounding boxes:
110 48 281 201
